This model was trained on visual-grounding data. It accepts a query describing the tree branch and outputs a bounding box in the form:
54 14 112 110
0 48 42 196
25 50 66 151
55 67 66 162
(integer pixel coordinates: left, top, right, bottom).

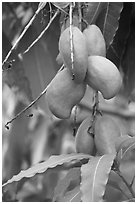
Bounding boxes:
2 3 48 66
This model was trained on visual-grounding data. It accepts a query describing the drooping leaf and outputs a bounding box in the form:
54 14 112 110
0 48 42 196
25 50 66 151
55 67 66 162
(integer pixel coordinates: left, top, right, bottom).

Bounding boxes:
3 153 91 187
53 167 80 201
121 8 135 101
58 186 81 202
83 2 104 25
107 2 133 68
96 2 123 48
80 154 115 202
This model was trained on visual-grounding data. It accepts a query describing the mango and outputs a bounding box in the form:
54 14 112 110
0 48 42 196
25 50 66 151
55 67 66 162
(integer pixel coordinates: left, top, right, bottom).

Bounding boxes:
85 56 122 99
56 16 79 66
59 26 88 83
83 24 106 57
56 53 63 65
46 68 86 119
94 115 121 155
75 116 96 155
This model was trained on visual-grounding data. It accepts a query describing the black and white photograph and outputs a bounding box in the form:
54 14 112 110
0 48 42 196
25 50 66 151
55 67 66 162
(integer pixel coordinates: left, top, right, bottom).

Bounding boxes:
2 2 135 202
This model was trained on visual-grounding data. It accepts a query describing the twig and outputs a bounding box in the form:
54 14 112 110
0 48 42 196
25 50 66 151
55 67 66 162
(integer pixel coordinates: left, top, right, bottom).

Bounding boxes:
23 10 59 54
73 106 77 136
2 2 47 66
116 171 135 198
5 65 64 129
69 2 74 78
88 91 100 135
5 85 49 129
78 2 82 30
130 175 135 188
79 100 135 119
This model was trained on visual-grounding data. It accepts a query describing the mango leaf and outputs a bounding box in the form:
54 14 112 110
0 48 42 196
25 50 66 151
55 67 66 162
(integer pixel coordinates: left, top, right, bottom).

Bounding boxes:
117 137 135 162
16 13 60 114
83 2 104 25
3 153 91 187
115 135 132 153
80 154 115 202
96 2 123 48
53 167 80 201
58 186 81 202
121 11 135 101
107 3 133 68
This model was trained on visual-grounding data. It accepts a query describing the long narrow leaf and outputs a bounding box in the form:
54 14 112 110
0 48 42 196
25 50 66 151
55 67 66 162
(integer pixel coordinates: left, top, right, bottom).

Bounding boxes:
3 153 91 187
53 167 80 201
96 2 123 48
80 154 115 202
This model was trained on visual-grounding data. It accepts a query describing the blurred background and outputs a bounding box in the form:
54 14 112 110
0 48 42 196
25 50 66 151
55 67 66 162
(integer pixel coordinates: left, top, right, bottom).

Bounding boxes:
2 2 135 202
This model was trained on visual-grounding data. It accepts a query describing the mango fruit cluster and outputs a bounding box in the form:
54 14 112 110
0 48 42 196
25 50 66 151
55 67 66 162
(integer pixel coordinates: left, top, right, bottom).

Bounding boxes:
75 115 121 156
47 24 122 119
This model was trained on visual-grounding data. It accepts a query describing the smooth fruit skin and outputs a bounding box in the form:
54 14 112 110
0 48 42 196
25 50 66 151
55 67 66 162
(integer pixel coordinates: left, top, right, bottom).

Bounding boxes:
75 116 96 155
56 53 63 65
83 24 106 57
94 115 121 155
46 68 86 119
59 26 88 83
85 56 122 99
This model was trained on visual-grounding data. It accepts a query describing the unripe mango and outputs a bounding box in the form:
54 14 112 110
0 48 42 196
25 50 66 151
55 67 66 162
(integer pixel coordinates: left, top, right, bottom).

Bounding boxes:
75 116 96 155
56 53 63 65
85 56 122 99
94 115 121 155
46 68 86 119
59 26 88 83
83 25 106 57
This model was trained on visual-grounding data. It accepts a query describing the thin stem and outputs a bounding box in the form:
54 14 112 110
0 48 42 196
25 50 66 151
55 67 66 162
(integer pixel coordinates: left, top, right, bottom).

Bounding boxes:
130 175 135 188
69 2 74 78
23 10 59 54
5 65 64 129
78 2 82 30
5 85 49 129
116 171 135 198
2 3 47 66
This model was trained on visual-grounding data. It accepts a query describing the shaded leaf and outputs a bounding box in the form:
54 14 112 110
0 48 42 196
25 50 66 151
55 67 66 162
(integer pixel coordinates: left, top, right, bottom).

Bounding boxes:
3 153 91 187
16 14 60 113
83 2 104 25
96 2 123 48
121 9 135 101
53 167 80 201
107 2 133 68
58 186 81 202
117 137 135 162
115 135 132 153
80 154 115 202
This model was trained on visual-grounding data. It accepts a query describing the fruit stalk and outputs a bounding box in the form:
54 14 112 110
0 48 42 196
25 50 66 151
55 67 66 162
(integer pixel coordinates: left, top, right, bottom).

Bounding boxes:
69 2 74 78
